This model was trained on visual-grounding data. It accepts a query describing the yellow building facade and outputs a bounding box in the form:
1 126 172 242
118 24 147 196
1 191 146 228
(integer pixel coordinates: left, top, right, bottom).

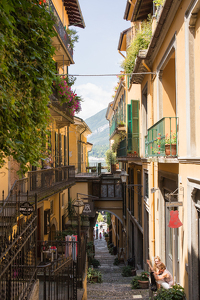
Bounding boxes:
106 0 200 298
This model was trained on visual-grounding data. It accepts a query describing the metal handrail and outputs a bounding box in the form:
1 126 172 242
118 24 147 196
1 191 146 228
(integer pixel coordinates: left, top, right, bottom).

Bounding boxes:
47 0 73 60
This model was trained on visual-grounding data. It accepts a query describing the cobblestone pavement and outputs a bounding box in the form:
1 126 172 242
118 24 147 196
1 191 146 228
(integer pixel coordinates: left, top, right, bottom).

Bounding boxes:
87 238 149 300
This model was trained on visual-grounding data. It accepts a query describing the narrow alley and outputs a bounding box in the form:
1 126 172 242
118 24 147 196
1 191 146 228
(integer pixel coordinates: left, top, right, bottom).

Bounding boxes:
87 237 149 300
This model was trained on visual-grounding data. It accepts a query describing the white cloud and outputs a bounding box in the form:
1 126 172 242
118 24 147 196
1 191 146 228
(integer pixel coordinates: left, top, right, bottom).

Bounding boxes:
74 82 114 120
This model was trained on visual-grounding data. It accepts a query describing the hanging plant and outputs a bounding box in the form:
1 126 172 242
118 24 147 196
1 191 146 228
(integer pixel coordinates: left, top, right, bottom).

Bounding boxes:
53 76 82 116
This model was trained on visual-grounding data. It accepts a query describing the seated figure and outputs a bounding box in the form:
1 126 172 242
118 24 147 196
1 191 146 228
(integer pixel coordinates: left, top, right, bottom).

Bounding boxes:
154 262 174 289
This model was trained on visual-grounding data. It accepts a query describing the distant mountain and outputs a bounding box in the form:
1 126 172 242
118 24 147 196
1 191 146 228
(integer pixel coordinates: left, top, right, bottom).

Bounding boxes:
85 108 109 158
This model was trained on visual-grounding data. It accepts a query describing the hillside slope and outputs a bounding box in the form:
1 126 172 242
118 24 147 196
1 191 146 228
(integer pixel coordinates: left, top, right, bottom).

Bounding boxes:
85 108 109 157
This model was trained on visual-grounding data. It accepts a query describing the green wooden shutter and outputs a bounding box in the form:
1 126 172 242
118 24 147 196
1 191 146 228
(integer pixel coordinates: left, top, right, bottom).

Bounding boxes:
131 100 139 156
127 104 132 151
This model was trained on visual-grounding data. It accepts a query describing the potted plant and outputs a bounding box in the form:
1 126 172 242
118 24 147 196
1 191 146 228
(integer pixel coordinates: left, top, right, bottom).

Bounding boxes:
105 233 109 242
121 265 133 277
131 271 149 289
137 271 149 289
87 268 102 283
154 284 186 299
113 257 120 266
91 258 101 268
165 132 177 156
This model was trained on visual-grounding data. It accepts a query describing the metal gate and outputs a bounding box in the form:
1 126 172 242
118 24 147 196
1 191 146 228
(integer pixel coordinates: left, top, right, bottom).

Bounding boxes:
0 187 38 300
37 240 78 300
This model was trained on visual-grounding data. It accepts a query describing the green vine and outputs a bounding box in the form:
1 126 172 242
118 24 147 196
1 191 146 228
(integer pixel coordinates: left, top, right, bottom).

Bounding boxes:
0 0 56 175
121 17 152 74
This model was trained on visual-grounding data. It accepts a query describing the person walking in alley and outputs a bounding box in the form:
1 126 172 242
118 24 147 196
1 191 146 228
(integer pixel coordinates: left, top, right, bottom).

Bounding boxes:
99 232 102 239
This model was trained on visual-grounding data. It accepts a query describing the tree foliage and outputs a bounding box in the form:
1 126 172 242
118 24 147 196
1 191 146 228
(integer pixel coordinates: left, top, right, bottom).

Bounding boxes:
0 0 56 174
121 18 152 74
66 28 79 50
105 149 117 172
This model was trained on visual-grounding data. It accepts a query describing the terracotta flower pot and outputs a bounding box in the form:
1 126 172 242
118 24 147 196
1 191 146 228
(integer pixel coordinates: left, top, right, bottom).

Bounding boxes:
165 144 176 156
91 275 98 283
138 280 149 289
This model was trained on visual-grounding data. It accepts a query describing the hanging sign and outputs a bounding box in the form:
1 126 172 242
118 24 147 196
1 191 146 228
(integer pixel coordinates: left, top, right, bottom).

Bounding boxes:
20 202 34 216
82 202 95 217
166 202 183 207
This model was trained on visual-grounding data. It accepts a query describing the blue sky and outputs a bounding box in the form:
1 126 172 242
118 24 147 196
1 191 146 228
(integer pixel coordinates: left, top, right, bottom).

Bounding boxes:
69 0 129 120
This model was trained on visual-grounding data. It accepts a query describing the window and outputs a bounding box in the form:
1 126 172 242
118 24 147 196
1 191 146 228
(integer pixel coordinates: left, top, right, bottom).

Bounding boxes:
50 200 53 215
144 172 149 200
62 193 65 207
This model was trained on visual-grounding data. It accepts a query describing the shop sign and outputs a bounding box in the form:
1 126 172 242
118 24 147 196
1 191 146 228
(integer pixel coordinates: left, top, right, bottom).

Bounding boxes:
82 202 95 217
20 202 34 216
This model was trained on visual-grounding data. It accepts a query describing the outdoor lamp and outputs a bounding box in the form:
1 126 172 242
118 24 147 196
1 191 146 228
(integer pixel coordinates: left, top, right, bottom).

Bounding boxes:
120 169 129 219
73 198 85 215
120 169 129 183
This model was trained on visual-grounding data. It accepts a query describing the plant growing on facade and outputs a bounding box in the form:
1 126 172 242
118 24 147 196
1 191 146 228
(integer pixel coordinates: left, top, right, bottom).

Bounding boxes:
121 18 152 74
112 71 125 98
0 0 57 174
53 76 82 116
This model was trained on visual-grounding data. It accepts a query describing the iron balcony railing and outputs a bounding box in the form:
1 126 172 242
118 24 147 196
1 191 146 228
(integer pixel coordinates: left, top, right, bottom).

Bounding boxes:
110 113 125 137
49 92 74 121
28 165 75 200
117 138 127 157
145 117 178 157
47 0 73 60
117 137 140 158
0 166 75 236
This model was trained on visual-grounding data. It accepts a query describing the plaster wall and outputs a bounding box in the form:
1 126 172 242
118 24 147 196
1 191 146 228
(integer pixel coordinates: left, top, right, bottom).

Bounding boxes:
0 159 9 198
52 0 69 28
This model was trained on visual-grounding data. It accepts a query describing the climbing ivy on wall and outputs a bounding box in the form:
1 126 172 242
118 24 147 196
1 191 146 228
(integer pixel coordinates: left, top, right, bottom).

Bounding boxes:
0 0 56 175
121 18 152 74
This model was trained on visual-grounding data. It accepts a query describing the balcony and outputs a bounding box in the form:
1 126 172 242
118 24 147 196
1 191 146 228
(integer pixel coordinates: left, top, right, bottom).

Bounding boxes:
28 165 75 200
117 137 140 158
110 114 126 138
47 0 73 62
49 93 74 126
145 117 178 158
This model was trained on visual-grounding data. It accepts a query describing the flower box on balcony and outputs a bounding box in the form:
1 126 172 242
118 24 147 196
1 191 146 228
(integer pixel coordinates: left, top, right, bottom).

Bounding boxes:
165 144 177 156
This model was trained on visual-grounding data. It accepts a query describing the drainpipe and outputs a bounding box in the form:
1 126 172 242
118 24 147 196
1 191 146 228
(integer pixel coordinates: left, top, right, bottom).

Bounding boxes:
118 50 126 59
80 125 87 171
152 162 155 258
67 126 69 166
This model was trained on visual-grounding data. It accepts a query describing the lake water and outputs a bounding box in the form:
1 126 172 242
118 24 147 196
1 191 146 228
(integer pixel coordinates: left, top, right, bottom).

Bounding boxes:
88 157 107 173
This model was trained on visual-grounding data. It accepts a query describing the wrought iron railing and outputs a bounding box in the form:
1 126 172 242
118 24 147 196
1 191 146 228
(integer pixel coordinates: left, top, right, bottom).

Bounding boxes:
37 239 78 300
0 192 38 300
110 113 125 137
145 117 178 157
28 165 75 200
47 0 73 60
37 238 87 298
50 93 74 120
117 137 139 158
117 138 127 157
